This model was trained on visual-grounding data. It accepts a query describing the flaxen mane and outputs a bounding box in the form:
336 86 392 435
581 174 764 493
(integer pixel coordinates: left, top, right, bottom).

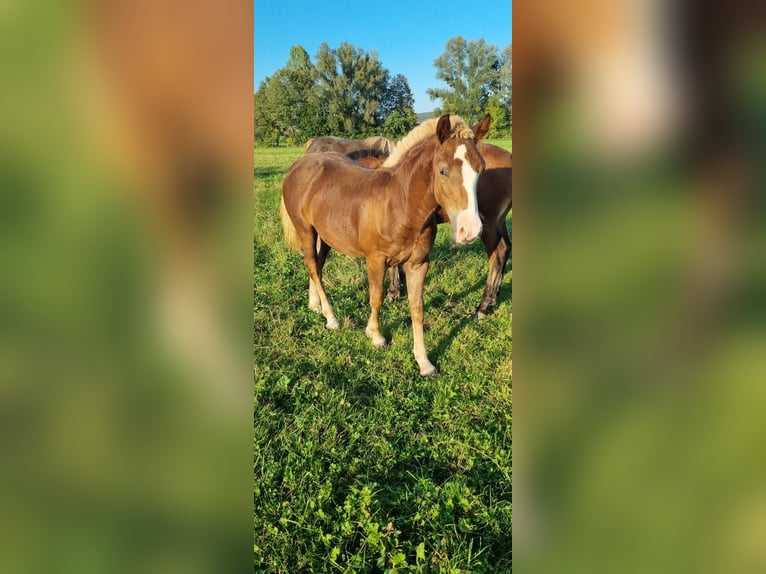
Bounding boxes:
382 115 473 167
362 136 396 155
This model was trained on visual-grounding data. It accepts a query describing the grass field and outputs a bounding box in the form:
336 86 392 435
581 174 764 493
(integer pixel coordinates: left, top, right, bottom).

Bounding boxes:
254 140 511 572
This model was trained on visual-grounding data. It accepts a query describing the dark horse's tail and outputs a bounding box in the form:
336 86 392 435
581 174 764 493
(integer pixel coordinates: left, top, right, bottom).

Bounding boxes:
279 196 301 252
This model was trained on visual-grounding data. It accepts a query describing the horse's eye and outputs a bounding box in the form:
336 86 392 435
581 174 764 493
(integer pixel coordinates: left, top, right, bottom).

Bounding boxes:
439 167 449 177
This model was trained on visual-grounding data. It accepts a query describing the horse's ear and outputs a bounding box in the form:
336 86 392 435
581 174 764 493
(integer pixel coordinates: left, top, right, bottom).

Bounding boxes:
436 114 452 143
472 113 492 142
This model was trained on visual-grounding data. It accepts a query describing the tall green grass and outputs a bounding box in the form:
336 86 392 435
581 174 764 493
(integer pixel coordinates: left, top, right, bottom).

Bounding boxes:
254 144 511 573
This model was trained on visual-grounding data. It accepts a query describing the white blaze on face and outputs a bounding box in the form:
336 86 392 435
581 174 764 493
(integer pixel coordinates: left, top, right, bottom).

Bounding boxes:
453 144 482 243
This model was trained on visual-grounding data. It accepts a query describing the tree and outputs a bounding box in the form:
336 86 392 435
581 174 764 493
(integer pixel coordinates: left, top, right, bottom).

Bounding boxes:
254 43 418 145
315 42 389 137
378 74 417 137
282 46 325 140
253 88 279 145
485 95 508 139
381 110 414 139
253 45 324 145
427 37 501 124
482 44 512 137
499 44 512 110
496 44 512 136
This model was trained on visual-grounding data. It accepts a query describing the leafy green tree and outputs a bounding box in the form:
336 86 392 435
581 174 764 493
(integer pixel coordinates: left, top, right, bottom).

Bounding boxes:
378 74 417 137
481 44 512 138
282 46 325 140
315 42 389 137
427 37 501 124
499 44 512 111
253 46 325 145
380 110 413 139
496 44 512 136
254 43 419 145
485 95 508 138
379 75 414 120
253 89 279 145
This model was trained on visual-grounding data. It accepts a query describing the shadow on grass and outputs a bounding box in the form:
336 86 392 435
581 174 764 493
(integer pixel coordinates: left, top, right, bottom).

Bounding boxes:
254 165 287 179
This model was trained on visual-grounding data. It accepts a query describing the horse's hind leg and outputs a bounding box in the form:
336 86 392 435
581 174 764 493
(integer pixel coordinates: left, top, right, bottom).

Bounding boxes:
365 257 387 347
308 239 331 312
308 280 321 312
301 231 338 329
386 265 402 300
476 220 510 320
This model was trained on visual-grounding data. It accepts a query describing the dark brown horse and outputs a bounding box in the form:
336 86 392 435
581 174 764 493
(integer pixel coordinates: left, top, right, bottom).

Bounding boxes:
306 117 512 319
465 141 512 319
281 114 489 376
306 135 395 157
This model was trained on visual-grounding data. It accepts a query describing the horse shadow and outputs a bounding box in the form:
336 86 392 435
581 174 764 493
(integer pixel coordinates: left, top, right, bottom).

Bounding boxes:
254 165 286 179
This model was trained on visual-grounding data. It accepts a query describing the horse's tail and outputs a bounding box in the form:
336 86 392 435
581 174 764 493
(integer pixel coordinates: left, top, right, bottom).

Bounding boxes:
279 195 301 252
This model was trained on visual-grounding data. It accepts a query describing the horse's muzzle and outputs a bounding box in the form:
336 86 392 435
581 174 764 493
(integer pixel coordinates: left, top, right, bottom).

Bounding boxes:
454 210 482 244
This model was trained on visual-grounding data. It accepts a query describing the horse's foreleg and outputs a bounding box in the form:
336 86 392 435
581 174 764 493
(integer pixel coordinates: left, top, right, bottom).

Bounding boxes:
301 232 338 329
386 265 402 300
365 258 387 347
403 260 436 376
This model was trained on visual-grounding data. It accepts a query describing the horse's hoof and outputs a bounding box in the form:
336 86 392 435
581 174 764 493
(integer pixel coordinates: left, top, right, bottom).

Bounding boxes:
326 318 339 329
365 327 387 347
309 303 322 313
420 365 438 377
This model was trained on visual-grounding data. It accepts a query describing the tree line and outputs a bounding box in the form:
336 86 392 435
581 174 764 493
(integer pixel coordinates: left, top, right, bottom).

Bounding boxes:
254 37 512 146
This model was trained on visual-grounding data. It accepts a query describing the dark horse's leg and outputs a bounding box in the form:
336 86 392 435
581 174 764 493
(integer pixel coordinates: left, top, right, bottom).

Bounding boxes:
476 219 511 320
403 259 437 376
386 265 403 300
365 257 387 347
301 230 338 329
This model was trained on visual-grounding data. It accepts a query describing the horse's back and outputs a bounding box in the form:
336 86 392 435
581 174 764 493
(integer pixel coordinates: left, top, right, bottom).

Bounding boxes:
283 152 349 203
479 143 512 169
283 153 390 257
285 152 389 196
477 144 512 216
305 136 348 155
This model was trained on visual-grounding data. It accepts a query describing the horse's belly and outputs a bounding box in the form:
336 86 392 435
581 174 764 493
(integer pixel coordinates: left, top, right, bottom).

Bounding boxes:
320 231 365 258
310 217 365 258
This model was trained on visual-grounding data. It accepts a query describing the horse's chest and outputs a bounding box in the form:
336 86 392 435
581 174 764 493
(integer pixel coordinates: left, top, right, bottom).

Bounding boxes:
410 229 436 260
388 222 436 265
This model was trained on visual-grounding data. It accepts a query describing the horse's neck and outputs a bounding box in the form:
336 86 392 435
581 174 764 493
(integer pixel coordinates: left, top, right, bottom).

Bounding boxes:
395 142 439 223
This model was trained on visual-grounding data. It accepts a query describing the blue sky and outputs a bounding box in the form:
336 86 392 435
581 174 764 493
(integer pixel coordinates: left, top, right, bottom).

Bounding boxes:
254 0 512 114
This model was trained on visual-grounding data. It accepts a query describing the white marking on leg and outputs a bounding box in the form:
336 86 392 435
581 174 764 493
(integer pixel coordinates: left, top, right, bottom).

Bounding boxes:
308 279 321 312
411 318 437 376
365 325 387 347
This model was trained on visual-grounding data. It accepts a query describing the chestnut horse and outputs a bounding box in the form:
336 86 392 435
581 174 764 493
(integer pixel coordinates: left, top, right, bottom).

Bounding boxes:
305 117 512 319
281 114 488 376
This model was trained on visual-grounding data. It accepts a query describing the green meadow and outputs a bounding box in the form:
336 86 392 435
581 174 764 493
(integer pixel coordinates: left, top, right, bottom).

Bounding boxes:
254 140 511 572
